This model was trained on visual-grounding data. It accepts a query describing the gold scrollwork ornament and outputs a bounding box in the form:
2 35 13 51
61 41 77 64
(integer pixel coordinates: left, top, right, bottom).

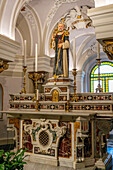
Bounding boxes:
102 40 113 60
0 60 9 73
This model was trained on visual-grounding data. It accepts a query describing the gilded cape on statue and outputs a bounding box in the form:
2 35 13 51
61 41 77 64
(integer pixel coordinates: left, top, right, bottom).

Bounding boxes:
52 23 69 78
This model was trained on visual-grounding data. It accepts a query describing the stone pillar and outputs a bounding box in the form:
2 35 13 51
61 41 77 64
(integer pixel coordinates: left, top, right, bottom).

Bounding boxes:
76 70 85 93
72 122 75 162
81 138 85 161
91 119 95 158
19 120 23 149
38 55 53 73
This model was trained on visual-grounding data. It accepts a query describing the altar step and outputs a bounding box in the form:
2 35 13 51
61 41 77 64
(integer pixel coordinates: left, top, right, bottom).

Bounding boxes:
24 161 95 170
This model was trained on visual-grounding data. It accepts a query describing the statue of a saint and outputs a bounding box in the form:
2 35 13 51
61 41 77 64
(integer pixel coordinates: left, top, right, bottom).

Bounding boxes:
52 22 69 78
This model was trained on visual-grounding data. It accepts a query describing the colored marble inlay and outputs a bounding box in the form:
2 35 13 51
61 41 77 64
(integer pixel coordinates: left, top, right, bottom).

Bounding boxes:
41 104 65 110
23 120 33 153
23 131 33 153
45 88 52 93
84 122 92 157
59 87 67 92
32 127 40 141
34 147 55 157
48 78 71 83
49 126 57 143
12 95 34 101
70 104 111 111
9 118 19 134
45 96 52 101
9 118 20 149
59 96 67 101
10 104 36 109
70 94 112 102
59 122 71 158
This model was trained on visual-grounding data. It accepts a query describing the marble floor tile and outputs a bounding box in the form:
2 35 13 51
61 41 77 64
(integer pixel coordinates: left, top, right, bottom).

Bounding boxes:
24 161 95 170
24 161 74 170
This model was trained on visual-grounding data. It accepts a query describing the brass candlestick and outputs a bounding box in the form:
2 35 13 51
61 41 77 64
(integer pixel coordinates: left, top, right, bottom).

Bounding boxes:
28 71 48 111
72 68 78 102
66 100 69 112
96 59 103 93
33 73 39 111
28 72 39 111
36 100 39 111
20 66 27 94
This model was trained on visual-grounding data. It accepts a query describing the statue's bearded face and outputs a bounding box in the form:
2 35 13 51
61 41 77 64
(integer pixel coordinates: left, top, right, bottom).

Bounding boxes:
58 23 64 32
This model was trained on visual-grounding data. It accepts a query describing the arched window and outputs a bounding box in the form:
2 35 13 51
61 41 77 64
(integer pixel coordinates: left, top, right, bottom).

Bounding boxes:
0 84 3 119
90 61 113 92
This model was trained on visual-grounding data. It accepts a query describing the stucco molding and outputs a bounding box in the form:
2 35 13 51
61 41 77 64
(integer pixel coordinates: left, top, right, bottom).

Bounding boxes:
0 34 20 62
46 0 94 26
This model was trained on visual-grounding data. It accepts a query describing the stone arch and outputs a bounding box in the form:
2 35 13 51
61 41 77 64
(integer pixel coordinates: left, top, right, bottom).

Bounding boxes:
0 0 24 39
81 51 110 92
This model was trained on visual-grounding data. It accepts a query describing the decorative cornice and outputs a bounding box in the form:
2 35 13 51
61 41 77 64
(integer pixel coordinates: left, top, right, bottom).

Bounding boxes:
0 34 20 62
101 40 113 60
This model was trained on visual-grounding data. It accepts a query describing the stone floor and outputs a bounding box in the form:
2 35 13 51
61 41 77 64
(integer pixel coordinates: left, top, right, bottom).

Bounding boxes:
24 161 95 170
24 144 113 170
24 162 74 170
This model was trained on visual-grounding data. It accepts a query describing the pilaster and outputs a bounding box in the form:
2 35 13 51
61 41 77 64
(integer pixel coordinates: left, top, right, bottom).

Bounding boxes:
76 70 85 93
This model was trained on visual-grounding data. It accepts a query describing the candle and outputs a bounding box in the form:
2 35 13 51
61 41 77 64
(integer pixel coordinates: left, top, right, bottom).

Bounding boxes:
73 39 76 69
37 89 39 100
97 41 100 59
67 89 69 100
24 40 27 66
35 43 38 72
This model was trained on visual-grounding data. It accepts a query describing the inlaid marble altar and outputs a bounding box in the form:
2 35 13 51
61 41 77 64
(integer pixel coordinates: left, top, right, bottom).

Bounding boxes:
4 77 113 169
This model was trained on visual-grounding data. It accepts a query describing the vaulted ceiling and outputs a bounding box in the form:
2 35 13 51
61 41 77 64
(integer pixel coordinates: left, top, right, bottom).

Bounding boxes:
0 0 107 72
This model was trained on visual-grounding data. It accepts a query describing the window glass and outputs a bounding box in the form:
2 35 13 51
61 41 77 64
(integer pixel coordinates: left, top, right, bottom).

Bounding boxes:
90 62 113 92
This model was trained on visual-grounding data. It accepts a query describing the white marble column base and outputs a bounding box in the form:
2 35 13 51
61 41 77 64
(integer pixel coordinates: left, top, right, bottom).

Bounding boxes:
95 158 105 169
84 158 95 167
73 161 85 169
